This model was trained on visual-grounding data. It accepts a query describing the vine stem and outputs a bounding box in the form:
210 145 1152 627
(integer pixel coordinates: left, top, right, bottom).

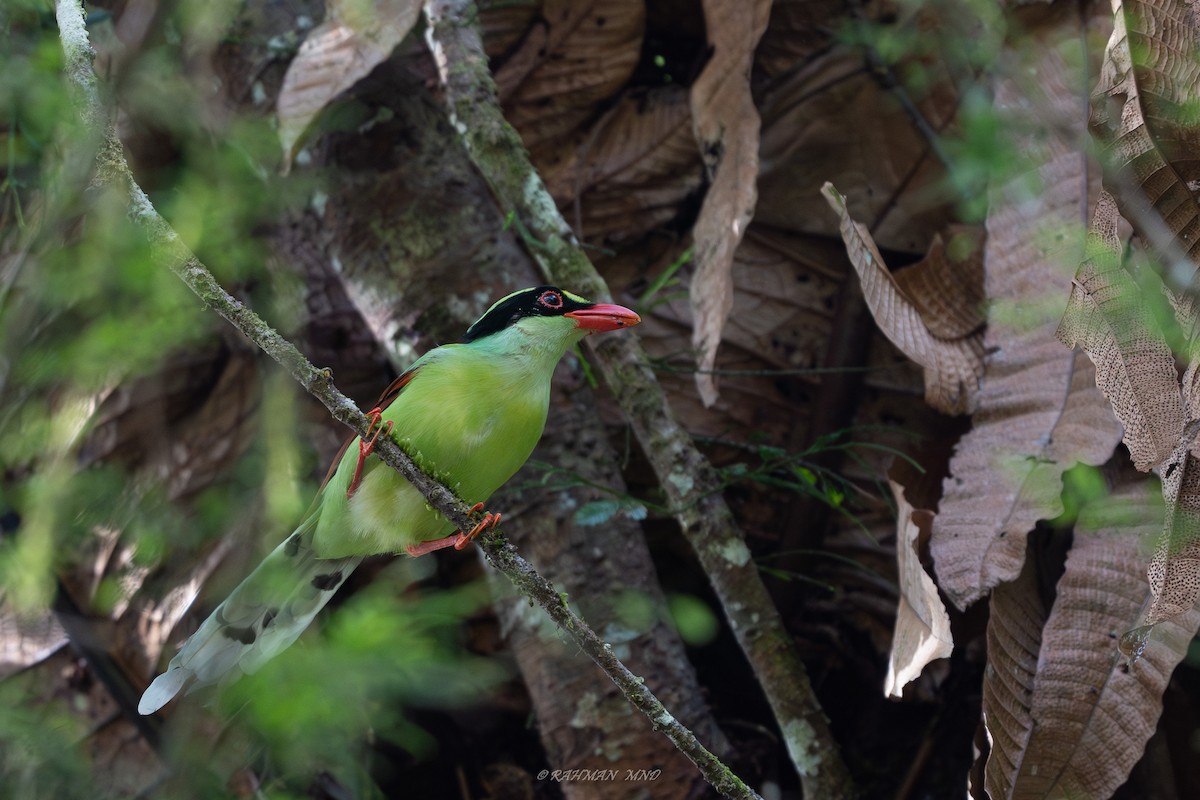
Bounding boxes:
52 2 760 797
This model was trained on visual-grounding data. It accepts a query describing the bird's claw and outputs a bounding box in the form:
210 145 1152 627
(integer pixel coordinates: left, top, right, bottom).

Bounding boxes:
453 503 501 550
346 407 393 499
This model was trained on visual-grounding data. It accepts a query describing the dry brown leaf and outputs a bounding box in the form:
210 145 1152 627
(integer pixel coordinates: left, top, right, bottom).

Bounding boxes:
981 540 1045 800
930 33 1124 610
983 484 1200 800
1058 199 1200 636
1079 0 1200 638
822 183 986 414
688 0 771 407
721 229 852 373
754 0 843 78
78 342 261 501
893 228 986 341
757 48 955 255
598 232 837 444
541 86 703 242
0 601 66 680
669 228 847 375
883 479 952 699
933 354 1123 611
277 0 422 169
477 0 541 60
1056 191 1184 472
495 0 645 154
1140 425 1200 631
1092 0 1200 277
66 341 260 675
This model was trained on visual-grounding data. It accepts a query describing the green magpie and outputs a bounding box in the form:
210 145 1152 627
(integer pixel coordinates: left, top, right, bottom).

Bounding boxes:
138 286 640 714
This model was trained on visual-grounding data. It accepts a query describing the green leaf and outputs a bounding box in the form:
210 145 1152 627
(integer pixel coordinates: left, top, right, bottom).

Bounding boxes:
793 465 817 485
574 498 647 526
575 499 621 526
667 593 718 645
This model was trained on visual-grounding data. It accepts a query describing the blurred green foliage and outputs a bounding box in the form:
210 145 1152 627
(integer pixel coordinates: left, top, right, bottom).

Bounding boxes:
0 680 93 800
666 592 718 646
0 5 504 798
214 564 505 791
0 0 298 593
612 588 719 647
839 0 1050 222
1053 464 1110 528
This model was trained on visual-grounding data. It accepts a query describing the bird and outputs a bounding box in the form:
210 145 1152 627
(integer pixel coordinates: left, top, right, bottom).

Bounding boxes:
138 286 640 714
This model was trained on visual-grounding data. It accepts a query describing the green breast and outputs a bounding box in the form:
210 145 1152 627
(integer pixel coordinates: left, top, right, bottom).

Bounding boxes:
393 352 550 501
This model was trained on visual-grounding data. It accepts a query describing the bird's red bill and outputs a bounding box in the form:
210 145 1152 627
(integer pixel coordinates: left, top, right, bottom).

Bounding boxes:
564 303 641 332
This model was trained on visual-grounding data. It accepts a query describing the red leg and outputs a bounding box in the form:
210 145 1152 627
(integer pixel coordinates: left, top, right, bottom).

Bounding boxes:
405 535 461 557
404 504 502 556
346 407 393 499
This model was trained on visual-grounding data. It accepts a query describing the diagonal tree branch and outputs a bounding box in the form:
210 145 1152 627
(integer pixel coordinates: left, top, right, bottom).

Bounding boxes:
52 2 758 798
423 1 857 795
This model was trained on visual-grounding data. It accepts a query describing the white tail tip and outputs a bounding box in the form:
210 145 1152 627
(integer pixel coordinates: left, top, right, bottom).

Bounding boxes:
138 668 192 715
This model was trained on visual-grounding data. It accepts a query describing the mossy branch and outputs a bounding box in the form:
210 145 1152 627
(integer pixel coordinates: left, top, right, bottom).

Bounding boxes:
53 2 758 798
423 1 857 795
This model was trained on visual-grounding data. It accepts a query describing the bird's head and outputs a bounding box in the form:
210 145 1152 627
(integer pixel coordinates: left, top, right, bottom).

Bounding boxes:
462 286 641 348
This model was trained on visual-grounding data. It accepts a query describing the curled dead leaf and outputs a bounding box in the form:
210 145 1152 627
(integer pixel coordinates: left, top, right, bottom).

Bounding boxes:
1140 422 1200 633
1056 191 1184 473
1091 0 1200 286
688 0 771 407
893 228 986 342
822 182 986 414
883 478 952 699
277 0 422 170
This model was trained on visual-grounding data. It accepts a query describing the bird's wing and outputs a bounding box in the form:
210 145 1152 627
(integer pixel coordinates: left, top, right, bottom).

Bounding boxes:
312 362 424 497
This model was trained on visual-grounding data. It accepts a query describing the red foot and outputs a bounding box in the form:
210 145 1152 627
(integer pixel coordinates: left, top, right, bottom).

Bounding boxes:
453 513 501 551
403 503 502 557
347 407 393 499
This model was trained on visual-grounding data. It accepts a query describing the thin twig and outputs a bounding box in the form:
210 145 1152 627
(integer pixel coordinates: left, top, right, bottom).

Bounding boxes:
422 1 857 795
52 2 758 798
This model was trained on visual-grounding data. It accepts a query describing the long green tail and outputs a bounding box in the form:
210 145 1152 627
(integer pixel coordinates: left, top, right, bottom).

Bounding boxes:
138 517 361 714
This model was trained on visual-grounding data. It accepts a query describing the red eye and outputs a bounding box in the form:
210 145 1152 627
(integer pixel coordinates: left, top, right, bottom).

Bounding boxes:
539 291 563 308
